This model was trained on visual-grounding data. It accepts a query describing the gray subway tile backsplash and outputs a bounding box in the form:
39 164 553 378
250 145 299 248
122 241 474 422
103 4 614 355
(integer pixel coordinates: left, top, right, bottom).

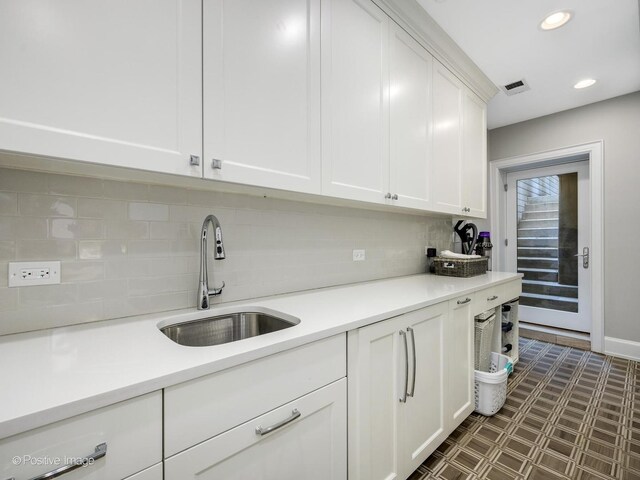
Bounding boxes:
0 167 453 335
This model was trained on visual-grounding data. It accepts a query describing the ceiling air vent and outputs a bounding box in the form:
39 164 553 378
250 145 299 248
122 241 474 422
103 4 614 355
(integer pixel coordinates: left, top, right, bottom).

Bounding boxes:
500 78 530 96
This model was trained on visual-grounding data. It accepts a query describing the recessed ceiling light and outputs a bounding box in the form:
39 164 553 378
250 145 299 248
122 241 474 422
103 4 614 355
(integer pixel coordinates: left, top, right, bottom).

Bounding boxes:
574 79 597 89
540 10 572 30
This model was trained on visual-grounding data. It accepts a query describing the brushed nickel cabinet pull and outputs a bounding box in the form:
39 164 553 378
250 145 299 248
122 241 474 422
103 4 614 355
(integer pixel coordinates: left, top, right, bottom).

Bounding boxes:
255 409 301 436
399 330 409 403
407 327 416 398
23 443 106 480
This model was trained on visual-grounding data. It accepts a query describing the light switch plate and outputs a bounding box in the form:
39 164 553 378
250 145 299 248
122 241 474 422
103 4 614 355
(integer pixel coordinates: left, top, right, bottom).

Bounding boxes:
8 261 61 287
352 249 366 261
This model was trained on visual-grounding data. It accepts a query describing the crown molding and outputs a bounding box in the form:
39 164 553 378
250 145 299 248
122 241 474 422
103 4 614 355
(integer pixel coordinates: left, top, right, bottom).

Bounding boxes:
373 0 498 103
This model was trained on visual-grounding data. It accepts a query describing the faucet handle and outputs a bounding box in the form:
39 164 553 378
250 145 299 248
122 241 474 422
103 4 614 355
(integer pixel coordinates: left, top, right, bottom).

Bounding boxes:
208 281 225 297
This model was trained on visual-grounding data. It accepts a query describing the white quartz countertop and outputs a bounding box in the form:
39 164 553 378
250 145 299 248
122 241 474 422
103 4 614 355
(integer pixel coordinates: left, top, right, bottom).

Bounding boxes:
0 272 521 440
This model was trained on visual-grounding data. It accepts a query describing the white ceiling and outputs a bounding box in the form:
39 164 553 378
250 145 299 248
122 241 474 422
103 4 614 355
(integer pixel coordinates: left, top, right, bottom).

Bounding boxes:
417 0 640 129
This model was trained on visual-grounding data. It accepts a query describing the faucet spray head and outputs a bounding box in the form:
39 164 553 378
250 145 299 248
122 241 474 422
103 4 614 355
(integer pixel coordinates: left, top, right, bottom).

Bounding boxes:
214 226 225 260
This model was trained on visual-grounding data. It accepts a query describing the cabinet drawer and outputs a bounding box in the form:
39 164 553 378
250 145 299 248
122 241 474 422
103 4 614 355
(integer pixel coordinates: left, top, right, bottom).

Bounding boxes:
165 378 347 479
502 280 521 303
0 392 162 480
164 334 346 457
474 286 502 314
125 463 163 480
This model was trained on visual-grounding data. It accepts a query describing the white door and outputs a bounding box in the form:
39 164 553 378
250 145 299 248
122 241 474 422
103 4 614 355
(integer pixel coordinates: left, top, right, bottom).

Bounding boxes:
203 0 321 194
347 315 404 480
506 161 591 332
389 22 433 210
444 296 475 429
165 380 347 480
461 89 487 218
431 61 463 215
321 0 390 203
399 304 446 478
0 0 202 177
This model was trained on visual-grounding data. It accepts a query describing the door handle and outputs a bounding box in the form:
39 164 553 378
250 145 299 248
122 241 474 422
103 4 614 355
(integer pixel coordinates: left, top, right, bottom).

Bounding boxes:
574 246 589 268
399 330 409 403
407 327 416 398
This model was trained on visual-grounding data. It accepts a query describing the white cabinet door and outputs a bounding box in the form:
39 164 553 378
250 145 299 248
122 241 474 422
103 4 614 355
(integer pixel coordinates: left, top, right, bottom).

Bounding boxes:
165 379 346 480
0 0 202 177
347 315 403 480
399 303 446 478
203 0 321 194
461 88 488 218
431 60 464 215
445 295 475 433
389 23 433 210
347 303 447 480
322 0 390 203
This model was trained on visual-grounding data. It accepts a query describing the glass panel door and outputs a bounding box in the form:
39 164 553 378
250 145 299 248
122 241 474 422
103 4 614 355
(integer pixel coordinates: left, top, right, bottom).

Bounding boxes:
506 162 590 333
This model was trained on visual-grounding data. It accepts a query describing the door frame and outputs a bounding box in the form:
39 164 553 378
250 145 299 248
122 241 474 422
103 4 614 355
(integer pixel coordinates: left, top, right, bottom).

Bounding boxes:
489 141 604 353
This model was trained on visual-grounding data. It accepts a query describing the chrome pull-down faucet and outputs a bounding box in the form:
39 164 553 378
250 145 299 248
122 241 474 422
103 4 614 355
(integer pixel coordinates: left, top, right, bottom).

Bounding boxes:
197 214 226 310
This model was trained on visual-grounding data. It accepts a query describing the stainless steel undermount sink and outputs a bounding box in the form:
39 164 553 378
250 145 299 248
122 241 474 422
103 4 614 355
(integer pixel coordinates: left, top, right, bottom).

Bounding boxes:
159 310 300 347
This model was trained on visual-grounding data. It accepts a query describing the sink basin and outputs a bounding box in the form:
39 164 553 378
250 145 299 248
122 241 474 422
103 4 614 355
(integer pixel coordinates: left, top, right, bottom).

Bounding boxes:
160 310 300 347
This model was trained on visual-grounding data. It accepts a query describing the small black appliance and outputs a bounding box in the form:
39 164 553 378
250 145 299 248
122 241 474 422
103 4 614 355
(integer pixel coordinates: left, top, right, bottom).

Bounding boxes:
454 220 478 255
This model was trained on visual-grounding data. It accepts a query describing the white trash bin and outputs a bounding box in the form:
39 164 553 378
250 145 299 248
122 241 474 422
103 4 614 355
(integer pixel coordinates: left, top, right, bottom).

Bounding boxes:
474 352 513 416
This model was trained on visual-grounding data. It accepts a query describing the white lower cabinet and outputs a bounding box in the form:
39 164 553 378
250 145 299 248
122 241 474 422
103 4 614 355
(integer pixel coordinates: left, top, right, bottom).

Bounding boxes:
125 464 163 480
347 303 447 480
445 295 476 432
164 379 347 480
0 392 162 480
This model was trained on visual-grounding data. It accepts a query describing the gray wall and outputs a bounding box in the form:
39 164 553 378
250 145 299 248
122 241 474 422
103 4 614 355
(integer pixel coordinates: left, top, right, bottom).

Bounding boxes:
0 168 453 336
489 91 640 342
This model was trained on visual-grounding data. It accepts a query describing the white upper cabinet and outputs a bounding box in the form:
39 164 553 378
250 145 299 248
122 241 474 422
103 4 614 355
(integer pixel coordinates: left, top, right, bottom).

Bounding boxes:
0 0 202 177
203 0 321 194
461 89 488 217
389 23 433 210
321 0 390 203
431 60 464 215
431 60 487 218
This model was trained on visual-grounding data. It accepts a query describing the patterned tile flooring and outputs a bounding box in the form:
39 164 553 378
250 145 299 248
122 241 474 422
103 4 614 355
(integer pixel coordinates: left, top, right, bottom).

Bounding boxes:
410 338 640 480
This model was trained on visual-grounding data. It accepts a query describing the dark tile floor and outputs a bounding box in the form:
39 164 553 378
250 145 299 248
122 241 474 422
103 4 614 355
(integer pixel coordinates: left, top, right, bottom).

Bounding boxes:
409 338 640 480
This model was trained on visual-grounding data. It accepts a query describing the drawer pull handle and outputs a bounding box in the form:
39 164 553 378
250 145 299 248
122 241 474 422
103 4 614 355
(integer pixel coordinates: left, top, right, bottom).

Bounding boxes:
255 409 301 436
487 295 499 301
22 443 107 480
457 298 471 305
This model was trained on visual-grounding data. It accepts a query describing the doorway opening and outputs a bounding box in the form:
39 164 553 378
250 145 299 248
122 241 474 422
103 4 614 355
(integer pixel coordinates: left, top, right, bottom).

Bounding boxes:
489 141 604 353
506 162 590 333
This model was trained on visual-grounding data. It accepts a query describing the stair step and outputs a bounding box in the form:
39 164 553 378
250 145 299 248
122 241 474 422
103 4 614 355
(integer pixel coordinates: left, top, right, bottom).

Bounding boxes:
517 268 559 282
518 227 559 238
520 292 578 313
517 247 558 258
517 257 558 269
523 202 559 212
518 218 559 228
517 237 559 247
522 210 560 220
525 195 559 205
522 280 578 298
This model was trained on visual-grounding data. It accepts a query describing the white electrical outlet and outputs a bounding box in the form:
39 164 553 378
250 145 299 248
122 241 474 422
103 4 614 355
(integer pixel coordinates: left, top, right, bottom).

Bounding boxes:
8 261 61 287
352 249 366 261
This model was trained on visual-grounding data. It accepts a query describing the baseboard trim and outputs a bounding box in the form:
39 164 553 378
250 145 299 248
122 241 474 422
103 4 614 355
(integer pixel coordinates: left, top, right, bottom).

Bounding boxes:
604 336 640 362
